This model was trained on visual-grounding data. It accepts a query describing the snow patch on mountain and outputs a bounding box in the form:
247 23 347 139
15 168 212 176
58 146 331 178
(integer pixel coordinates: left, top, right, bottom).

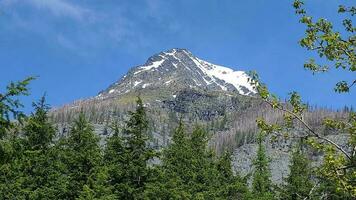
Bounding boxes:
193 57 256 95
165 80 172 85
133 80 142 87
142 83 150 88
134 59 165 74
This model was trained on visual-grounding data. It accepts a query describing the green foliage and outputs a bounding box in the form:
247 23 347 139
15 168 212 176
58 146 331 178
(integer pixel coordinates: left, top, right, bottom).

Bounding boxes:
0 96 69 199
250 71 356 197
111 97 155 199
216 151 251 199
247 1 356 197
24 95 55 150
144 120 192 199
0 77 34 167
77 166 117 200
64 112 102 199
317 177 354 200
293 0 355 93
101 121 124 198
252 132 274 200
0 77 35 138
281 145 315 200
145 121 249 199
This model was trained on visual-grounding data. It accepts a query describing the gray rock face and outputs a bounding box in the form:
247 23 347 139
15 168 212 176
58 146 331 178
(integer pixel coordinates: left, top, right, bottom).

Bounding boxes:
97 48 255 99
232 133 350 184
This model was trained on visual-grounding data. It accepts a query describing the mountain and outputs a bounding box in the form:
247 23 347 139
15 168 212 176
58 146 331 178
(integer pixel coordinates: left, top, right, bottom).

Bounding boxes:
52 47 260 143
97 48 255 100
50 48 348 184
52 48 263 152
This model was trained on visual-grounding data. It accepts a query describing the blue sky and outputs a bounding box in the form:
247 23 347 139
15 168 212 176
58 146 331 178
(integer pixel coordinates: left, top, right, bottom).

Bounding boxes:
0 0 354 113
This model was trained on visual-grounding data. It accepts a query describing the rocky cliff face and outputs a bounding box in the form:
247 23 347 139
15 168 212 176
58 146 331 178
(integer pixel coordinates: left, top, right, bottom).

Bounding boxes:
232 133 349 184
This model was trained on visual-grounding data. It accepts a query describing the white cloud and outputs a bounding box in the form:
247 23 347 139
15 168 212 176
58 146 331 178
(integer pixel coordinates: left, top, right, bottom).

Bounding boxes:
0 0 182 55
28 0 89 20
1 0 90 21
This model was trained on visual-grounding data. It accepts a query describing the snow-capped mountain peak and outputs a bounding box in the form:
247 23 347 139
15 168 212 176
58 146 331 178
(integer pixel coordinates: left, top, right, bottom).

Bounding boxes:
98 48 256 98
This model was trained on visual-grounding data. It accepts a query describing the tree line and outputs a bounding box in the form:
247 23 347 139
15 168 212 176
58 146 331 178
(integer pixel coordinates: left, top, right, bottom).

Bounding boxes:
0 79 353 199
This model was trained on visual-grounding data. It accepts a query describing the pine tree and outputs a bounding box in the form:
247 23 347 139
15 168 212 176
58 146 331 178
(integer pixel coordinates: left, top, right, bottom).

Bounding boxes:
77 166 117 200
0 77 34 186
281 144 315 200
23 96 55 150
188 126 221 199
1 96 69 199
0 78 32 199
65 112 102 199
102 120 124 198
252 132 274 200
144 120 193 199
0 77 34 139
118 97 155 199
145 122 249 199
216 151 250 199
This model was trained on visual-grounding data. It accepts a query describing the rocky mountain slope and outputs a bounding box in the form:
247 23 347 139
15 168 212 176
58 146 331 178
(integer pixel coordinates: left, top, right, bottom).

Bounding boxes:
97 48 256 99
52 48 261 148
50 48 348 183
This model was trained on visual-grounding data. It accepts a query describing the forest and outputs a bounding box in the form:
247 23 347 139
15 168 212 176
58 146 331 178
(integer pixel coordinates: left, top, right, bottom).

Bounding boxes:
0 80 354 199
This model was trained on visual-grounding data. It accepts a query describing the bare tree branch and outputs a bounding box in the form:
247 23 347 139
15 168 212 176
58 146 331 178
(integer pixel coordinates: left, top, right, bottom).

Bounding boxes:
262 99 351 160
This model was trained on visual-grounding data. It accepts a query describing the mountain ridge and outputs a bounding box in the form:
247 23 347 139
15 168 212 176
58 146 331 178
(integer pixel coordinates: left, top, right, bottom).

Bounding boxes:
96 48 256 100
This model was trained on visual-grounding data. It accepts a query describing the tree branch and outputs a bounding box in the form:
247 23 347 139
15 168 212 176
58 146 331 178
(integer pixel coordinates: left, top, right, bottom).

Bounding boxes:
263 99 352 160
303 181 319 200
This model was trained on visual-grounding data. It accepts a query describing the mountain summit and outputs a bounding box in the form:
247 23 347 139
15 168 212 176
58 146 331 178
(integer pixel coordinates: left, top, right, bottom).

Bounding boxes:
97 48 255 99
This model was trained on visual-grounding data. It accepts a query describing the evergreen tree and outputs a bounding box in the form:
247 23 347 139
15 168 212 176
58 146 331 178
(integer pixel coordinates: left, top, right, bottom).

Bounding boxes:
0 77 34 186
77 166 117 200
1 96 69 199
0 77 34 139
0 78 32 198
216 151 250 199
145 122 249 199
144 120 194 199
118 97 155 199
65 112 102 199
102 120 124 198
252 132 274 200
23 96 55 150
188 126 221 199
281 145 315 200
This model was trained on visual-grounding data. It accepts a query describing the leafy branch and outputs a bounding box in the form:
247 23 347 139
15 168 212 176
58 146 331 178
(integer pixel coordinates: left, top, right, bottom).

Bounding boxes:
0 77 35 138
293 0 355 93
248 69 355 196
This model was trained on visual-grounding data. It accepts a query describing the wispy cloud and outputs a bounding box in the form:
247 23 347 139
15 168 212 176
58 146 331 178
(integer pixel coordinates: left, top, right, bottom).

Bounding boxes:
28 0 89 20
0 0 183 56
2 0 91 21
